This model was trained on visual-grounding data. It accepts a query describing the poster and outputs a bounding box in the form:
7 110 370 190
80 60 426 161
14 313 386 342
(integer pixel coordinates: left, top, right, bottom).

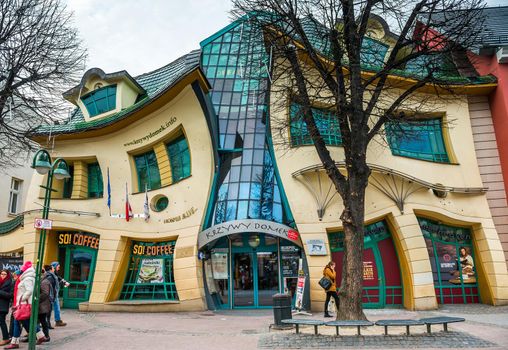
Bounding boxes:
211 252 228 279
306 239 327 255
137 258 164 284
294 259 305 310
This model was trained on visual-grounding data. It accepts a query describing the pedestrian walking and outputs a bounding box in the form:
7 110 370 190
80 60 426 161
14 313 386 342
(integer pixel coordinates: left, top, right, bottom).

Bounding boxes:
47 262 68 327
37 267 54 343
323 261 340 318
7 271 20 341
4 261 46 349
0 270 13 346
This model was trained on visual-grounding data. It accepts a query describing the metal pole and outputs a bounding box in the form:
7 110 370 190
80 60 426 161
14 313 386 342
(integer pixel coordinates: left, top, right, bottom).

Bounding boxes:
28 170 53 349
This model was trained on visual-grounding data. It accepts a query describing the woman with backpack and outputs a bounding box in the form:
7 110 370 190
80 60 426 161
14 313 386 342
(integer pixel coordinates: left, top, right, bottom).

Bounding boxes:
323 261 340 318
0 269 13 346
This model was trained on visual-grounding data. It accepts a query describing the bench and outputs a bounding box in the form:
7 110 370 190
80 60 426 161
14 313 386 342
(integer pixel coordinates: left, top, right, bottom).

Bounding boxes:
375 319 425 335
281 319 324 335
325 320 374 336
419 316 465 333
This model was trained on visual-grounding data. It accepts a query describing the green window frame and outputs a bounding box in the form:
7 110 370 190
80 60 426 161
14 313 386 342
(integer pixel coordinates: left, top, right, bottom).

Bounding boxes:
134 150 161 191
120 240 179 301
166 136 191 183
81 85 117 117
87 163 104 198
289 103 342 147
385 118 450 163
154 196 169 212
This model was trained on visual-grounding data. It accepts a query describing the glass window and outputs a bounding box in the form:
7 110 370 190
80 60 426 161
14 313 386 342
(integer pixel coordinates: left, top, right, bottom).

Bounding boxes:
418 217 479 304
386 118 450 163
154 196 169 212
8 178 22 214
81 85 117 118
166 135 191 183
120 241 178 301
290 103 342 147
134 150 161 191
62 165 74 199
87 163 103 198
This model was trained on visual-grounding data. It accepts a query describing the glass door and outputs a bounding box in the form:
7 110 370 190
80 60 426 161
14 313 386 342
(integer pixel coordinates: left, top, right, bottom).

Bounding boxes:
233 253 254 307
257 252 279 306
362 245 384 308
63 247 97 308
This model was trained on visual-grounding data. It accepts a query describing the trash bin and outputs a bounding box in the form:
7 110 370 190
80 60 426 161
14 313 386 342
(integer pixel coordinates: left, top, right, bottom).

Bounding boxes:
273 293 292 326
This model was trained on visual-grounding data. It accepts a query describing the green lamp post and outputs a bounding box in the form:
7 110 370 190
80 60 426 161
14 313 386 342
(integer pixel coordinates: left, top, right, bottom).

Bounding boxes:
28 150 70 350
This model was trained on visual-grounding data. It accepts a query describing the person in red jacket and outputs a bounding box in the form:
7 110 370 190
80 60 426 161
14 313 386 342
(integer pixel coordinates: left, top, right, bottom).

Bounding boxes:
323 261 340 318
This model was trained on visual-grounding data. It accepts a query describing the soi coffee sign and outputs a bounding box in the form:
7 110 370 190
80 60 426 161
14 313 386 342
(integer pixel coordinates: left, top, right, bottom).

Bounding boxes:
198 219 302 249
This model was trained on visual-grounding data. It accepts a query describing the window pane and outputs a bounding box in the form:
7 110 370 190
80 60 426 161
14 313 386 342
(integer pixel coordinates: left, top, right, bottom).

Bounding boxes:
88 163 104 198
167 136 191 183
386 118 449 163
290 103 341 147
135 151 161 191
81 85 117 117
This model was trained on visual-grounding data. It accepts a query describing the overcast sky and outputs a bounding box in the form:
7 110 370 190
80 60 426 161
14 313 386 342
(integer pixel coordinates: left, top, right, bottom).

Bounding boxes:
66 0 508 77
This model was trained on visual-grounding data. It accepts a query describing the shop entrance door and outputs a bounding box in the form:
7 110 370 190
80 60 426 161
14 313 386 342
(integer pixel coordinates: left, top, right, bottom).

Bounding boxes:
232 251 279 308
63 246 97 308
328 221 403 308
230 233 280 308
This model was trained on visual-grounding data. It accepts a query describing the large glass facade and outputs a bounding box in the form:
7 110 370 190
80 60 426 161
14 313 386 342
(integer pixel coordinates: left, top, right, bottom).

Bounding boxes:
201 21 288 225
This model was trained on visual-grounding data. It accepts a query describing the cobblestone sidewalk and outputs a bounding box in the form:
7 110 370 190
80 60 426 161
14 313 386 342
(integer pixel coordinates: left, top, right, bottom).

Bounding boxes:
258 332 496 349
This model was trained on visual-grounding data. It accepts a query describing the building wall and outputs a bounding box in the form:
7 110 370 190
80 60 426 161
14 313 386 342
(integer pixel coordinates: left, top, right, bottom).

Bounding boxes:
0 85 215 311
0 160 33 222
468 95 508 266
270 88 508 310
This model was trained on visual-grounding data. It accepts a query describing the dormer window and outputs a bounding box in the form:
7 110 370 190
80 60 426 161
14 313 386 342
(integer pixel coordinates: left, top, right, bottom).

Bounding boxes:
81 84 117 118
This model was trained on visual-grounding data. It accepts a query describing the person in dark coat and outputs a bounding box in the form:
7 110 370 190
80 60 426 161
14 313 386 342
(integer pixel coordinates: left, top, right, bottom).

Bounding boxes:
0 270 13 345
38 266 55 342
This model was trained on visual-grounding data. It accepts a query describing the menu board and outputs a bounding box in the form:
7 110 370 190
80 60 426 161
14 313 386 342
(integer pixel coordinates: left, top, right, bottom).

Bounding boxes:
281 251 300 277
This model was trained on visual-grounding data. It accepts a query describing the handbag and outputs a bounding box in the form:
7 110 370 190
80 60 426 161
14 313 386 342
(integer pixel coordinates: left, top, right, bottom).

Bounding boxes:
318 276 332 290
13 302 31 321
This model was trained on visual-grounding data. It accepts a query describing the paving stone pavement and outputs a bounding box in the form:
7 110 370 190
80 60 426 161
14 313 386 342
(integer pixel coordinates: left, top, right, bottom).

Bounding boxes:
13 304 507 350
258 332 495 349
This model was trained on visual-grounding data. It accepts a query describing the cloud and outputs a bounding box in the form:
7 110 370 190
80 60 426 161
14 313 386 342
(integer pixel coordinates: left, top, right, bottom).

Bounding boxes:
67 0 231 76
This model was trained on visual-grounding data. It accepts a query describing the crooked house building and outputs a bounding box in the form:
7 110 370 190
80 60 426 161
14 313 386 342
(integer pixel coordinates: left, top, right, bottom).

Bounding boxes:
1 15 507 313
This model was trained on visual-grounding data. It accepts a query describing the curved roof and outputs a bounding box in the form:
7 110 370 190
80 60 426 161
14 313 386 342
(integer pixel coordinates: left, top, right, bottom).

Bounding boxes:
35 49 203 136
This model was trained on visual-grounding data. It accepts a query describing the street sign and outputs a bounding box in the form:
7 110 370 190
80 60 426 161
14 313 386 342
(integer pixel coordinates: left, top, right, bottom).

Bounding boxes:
34 218 52 230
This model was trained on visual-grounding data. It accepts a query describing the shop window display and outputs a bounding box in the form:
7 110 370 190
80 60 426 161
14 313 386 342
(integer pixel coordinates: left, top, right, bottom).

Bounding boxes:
418 217 479 304
120 240 178 301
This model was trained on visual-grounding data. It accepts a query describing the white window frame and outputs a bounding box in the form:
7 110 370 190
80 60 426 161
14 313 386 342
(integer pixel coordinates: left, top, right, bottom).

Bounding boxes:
8 178 22 215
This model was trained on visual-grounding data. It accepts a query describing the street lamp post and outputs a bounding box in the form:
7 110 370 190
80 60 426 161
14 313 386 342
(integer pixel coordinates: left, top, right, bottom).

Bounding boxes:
28 150 70 350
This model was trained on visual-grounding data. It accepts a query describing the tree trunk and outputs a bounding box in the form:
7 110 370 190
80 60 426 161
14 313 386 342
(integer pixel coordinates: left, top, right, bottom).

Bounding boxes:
337 170 369 320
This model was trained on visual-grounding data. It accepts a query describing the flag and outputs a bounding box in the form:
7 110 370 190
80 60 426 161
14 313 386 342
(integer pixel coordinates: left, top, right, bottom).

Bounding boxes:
144 184 150 222
125 182 133 222
107 168 111 215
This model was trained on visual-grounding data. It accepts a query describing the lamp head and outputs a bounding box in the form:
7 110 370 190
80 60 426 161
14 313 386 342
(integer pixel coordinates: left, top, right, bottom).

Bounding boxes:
53 160 71 180
248 234 260 248
33 151 51 175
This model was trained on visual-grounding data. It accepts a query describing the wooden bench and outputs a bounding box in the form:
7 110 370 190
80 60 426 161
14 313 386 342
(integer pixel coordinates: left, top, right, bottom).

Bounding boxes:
419 316 465 333
325 320 374 336
281 319 324 335
375 319 425 335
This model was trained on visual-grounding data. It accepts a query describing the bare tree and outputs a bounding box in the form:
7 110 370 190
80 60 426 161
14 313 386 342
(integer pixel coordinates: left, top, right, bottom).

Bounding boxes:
0 0 86 168
232 0 487 319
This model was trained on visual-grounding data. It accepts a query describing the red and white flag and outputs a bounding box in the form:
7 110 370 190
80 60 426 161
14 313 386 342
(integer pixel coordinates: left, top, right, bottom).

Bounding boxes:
125 182 133 222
